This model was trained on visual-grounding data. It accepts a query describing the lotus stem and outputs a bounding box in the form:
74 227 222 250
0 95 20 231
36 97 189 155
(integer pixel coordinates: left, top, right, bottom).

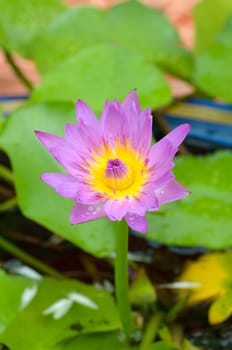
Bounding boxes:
114 220 136 340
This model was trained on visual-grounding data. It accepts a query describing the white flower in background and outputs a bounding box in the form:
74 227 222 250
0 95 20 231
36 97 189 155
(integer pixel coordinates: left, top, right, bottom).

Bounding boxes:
4 260 42 280
20 284 38 310
68 292 98 309
43 298 73 320
43 292 98 320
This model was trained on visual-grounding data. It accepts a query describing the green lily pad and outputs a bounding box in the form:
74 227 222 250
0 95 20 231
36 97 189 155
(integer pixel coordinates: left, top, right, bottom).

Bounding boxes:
0 102 115 257
58 331 140 350
194 15 232 102
31 45 171 112
0 270 34 333
148 342 178 350
0 0 65 55
147 151 232 249
0 270 120 350
194 0 232 52
30 6 106 73
31 1 193 79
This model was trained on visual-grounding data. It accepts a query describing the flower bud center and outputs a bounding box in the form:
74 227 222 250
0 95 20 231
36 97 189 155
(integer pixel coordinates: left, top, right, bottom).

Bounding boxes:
104 158 133 190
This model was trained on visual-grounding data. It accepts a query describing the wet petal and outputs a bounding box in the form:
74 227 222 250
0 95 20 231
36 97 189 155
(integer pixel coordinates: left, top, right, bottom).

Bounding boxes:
151 171 175 190
70 202 105 224
125 213 147 233
155 179 189 205
138 189 160 212
76 188 104 204
104 199 128 221
125 197 147 216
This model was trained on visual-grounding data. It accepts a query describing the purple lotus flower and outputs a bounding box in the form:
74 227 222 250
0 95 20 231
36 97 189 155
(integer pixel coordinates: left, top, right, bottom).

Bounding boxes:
35 91 190 233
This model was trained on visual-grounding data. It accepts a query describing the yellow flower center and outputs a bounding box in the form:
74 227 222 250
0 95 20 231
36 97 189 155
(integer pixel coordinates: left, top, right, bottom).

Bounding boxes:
85 139 150 199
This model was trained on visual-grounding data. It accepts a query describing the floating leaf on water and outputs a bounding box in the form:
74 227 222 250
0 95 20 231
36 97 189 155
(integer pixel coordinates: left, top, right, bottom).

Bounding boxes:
194 0 232 52
147 151 232 249
31 45 171 112
0 0 65 55
0 270 120 349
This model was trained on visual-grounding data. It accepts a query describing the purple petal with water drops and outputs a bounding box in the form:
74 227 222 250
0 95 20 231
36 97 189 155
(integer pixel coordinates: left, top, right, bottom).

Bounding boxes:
76 188 105 204
155 179 189 205
125 213 147 233
70 202 105 224
104 199 129 221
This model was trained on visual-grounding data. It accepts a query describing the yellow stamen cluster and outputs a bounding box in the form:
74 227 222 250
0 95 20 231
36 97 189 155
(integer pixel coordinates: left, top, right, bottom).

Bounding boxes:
85 139 150 199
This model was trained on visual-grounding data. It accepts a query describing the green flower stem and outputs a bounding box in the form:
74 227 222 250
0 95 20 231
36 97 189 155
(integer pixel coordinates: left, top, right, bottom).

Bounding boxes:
140 311 163 350
0 164 14 184
3 49 33 92
0 235 62 279
114 220 135 339
0 197 17 212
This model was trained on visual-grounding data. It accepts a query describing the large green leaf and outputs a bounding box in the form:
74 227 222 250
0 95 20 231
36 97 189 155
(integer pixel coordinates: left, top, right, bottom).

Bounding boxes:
0 270 120 350
31 1 193 79
148 342 178 350
194 0 232 51
0 0 65 55
59 331 139 350
194 16 232 102
0 102 115 257
104 1 193 80
30 6 106 73
0 270 34 333
31 45 171 112
147 151 232 249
